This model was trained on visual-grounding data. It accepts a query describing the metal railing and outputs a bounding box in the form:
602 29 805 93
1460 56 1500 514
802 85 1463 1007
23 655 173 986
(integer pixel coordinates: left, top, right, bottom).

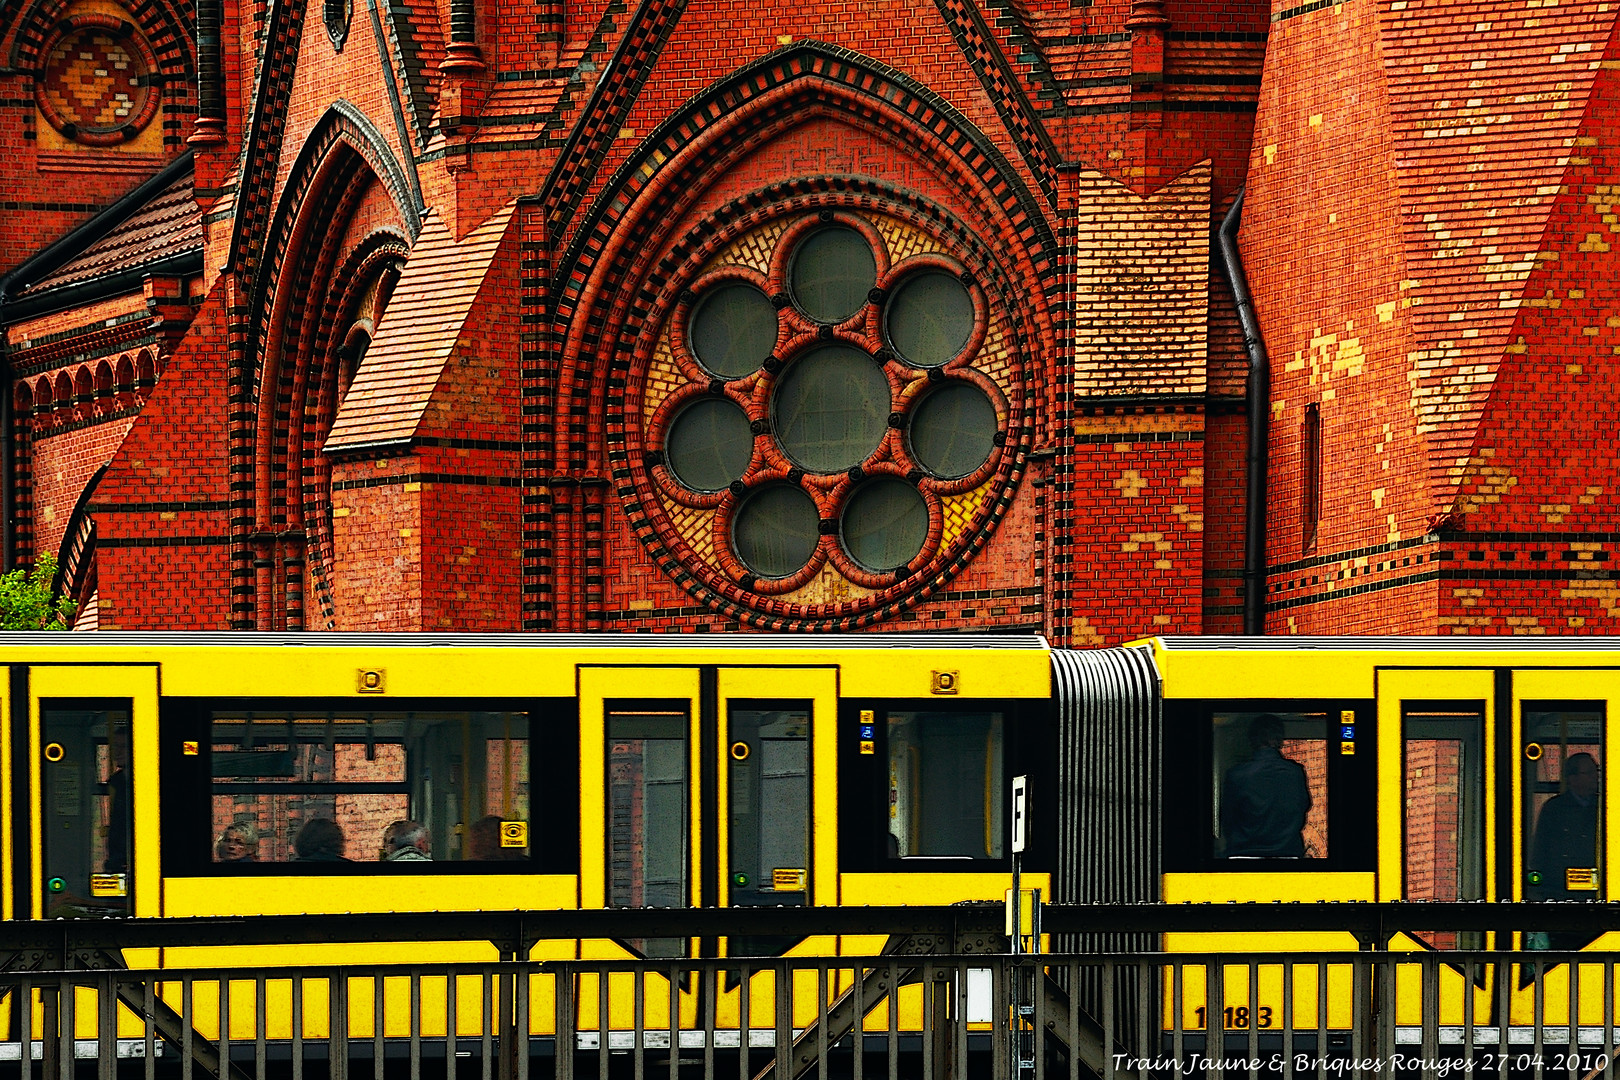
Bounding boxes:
3 904 1619 1080
3 950 1618 1080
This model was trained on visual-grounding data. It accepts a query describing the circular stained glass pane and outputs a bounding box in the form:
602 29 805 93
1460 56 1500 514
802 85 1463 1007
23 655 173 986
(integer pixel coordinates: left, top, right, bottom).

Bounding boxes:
841 478 927 572
772 346 890 474
666 398 754 492
733 483 820 578
909 382 997 479
884 271 974 367
789 227 877 324
689 283 778 378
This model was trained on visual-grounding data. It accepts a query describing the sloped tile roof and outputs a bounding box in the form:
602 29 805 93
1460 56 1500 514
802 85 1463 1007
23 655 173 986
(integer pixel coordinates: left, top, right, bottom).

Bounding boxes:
22 169 202 295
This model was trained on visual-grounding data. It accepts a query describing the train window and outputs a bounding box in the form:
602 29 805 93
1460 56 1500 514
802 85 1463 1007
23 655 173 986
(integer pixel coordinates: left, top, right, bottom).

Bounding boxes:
1523 704 1604 947
607 707 688 957
209 710 531 864
1211 712 1328 860
888 711 1004 859
1403 707 1485 948
40 703 133 916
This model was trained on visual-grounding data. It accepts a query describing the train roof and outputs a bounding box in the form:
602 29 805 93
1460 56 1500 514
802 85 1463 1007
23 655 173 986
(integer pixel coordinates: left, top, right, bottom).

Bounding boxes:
0 631 1051 649
1146 635 1620 650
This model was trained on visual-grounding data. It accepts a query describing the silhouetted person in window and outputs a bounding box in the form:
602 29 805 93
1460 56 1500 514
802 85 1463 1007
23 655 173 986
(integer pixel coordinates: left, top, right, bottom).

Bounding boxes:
380 820 432 862
1530 752 1600 948
105 724 131 875
292 818 348 861
468 815 524 861
1221 714 1312 858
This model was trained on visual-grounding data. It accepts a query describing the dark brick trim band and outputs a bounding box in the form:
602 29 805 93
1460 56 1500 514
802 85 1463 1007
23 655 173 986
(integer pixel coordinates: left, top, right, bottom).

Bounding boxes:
98 534 232 548
331 472 522 492
87 499 232 513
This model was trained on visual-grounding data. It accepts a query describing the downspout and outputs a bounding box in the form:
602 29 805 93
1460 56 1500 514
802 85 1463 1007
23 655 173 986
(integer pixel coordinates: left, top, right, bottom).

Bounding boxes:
1217 187 1270 635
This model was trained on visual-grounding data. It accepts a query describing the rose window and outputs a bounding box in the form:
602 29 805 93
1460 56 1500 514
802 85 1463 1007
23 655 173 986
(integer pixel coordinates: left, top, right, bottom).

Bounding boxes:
631 206 1026 624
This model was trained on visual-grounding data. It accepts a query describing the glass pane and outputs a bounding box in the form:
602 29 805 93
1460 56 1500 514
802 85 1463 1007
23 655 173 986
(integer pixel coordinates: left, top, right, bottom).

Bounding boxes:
771 345 889 473
666 398 753 492
841 477 927 572
909 381 996 479
689 283 777 378
888 711 1003 859
884 271 973 367
1211 712 1325 859
608 709 688 958
1404 709 1485 949
732 483 819 578
789 226 876 324
209 710 531 863
1524 706 1603 948
41 704 132 916
729 706 810 905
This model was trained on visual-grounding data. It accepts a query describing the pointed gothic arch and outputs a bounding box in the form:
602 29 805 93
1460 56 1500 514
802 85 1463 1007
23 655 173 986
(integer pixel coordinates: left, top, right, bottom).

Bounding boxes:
536 43 1057 630
238 104 415 630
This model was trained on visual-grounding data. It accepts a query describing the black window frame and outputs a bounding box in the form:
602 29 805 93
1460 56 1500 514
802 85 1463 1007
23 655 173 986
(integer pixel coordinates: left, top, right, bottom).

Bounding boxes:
160 696 576 877
838 697 1052 873
1163 699 1377 873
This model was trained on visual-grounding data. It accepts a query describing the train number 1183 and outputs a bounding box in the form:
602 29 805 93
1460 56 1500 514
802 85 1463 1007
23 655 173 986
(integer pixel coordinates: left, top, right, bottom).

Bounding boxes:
1193 1006 1274 1029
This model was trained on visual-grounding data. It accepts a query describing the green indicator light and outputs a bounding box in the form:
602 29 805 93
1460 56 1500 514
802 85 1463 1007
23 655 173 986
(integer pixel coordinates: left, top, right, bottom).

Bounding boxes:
1528 871 1542 885
733 872 749 887
47 877 65 893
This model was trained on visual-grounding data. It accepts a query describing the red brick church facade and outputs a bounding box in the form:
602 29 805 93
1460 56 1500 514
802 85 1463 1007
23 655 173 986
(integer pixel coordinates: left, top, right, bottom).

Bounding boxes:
2 0 1618 639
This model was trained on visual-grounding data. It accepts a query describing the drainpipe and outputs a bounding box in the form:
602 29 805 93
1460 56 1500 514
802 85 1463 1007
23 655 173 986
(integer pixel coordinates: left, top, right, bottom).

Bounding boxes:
1217 187 1270 635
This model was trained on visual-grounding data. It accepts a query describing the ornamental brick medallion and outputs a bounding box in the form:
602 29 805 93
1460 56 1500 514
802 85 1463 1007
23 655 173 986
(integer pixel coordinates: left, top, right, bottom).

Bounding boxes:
35 15 161 146
623 200 1030 629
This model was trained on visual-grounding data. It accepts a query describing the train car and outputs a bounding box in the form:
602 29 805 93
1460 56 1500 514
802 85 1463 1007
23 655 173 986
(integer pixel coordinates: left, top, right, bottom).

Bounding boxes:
2 632 1616 1059
1058 636 1619 1038
1 632 1053 1048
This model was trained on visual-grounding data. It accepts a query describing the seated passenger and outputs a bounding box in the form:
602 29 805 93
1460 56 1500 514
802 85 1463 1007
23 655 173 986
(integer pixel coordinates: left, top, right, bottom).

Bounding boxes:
1221 714 1312 858
467 815 523 860
292 818 349 861
381 819 433 862
215 821 260 862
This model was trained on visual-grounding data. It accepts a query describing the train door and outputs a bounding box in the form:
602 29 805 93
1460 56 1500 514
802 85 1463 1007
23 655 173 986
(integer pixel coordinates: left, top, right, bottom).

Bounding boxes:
1377 671 1494 928
1513 670 1610 946
27 666 160 919
577 664 838 954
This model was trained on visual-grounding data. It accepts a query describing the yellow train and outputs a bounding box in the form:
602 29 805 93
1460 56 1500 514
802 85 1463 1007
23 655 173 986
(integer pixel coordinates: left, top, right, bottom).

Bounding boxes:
0 633 1614 1061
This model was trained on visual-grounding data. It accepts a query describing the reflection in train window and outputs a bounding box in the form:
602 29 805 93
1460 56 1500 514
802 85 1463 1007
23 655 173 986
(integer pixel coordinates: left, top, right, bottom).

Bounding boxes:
606 707 688 958
888 711 1004 859
1211 712 1327 860
1403 707 1485 949
210 711 531 864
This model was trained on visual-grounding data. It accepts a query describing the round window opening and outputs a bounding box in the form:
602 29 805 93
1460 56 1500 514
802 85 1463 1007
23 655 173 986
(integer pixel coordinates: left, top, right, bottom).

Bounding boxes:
841 478 928 573
636 203 1026 626
884 272 974 368
733 484 820 578
909 381 997 479
789 227 876 324
771 345 890 474
35 19 161 146
666 398 753 492
689 283 777 379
